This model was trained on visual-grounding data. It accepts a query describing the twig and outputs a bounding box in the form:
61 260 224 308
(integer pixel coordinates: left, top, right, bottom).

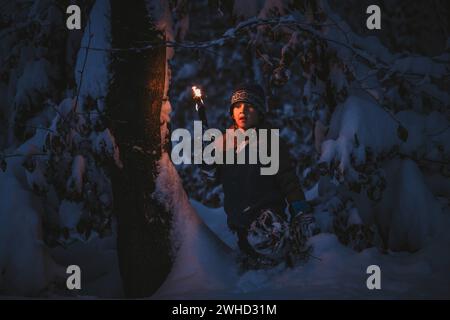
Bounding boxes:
308 253 322 261
12 123 56 134
74 16 93 113
352 83 402 126
2 152 48 159
399 152 450 166
427 124 450 137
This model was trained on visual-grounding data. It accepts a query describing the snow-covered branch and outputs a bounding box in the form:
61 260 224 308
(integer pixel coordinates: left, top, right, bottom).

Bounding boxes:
82 16 333 51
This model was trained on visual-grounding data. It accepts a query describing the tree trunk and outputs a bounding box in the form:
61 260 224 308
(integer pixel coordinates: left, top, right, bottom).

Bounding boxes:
107 0 172 298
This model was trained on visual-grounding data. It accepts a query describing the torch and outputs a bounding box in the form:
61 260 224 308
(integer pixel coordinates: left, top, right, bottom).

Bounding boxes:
192 86 208 127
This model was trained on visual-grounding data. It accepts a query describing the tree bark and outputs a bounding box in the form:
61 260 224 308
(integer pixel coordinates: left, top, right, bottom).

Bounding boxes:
107 0 172 298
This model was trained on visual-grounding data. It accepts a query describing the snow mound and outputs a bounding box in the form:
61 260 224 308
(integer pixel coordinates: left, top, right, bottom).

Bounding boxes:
154 200 450 299
0 164 63 295
152 153 239 299
49 227 123 298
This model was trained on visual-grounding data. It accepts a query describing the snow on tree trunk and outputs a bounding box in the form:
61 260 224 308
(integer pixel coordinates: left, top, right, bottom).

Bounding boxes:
106 0 172 298
152 154 238 299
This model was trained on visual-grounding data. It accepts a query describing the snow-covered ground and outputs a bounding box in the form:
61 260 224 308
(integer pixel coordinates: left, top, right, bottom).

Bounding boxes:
151 198 450 299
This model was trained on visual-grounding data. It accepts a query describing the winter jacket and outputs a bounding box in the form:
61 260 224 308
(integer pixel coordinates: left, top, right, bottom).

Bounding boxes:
202 124 305 231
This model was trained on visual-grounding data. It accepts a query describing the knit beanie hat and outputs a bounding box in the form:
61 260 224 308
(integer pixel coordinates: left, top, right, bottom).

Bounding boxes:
230 83 266 115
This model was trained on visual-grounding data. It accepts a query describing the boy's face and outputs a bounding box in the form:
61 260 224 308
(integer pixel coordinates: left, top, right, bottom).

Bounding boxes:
232 103 259 130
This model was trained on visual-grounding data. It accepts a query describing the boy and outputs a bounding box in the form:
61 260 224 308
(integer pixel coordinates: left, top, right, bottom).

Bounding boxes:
201 83 319 268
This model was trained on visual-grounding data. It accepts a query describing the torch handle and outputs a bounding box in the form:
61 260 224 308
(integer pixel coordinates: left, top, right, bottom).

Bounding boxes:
196 101 209 128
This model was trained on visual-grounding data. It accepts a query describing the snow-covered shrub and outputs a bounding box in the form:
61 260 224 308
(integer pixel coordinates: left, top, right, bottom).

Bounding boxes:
0 1 71 146
0 0 118 295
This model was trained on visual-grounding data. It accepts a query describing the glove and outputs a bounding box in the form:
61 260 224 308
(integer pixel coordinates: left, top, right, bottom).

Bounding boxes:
289 200 320 239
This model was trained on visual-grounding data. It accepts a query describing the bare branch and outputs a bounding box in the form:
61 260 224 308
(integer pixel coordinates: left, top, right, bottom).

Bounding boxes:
74 17 93 113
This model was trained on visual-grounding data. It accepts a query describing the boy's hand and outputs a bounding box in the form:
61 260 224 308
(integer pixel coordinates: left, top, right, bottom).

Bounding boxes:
289 200 320 239
294 212 320 239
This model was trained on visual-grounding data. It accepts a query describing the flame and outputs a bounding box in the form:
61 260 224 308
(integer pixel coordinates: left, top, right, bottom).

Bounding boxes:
192 86 202 99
